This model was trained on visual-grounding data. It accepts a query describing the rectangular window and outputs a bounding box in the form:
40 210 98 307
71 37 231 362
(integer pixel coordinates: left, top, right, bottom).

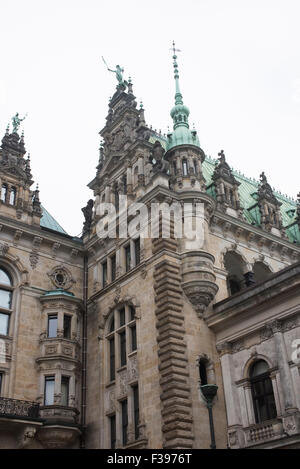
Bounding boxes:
109 337 115 381
0 372 3 396
134 238 140 266
111 255 116 282
0 289 12 309
125 245 131 273
131 325 137 352
61 376 70 406
0 312 9 336
102 261 107 286
44 376 55 405
110 414 116 449
48 315 58 338
129 305 135 322
121 400 128 446
133 385 139 440
119 308 125 327
63 315 72 339
120 331 127 367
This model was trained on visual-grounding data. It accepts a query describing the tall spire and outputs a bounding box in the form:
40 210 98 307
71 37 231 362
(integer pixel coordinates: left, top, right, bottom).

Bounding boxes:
167 42 200 151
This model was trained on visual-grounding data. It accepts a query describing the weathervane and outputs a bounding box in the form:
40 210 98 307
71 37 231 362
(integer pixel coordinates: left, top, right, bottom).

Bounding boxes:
170 40 181 56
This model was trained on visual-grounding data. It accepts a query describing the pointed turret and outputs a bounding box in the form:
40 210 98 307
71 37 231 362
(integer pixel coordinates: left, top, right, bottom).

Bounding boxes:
166 42 200 151
165 43 206 192
257 172 283 234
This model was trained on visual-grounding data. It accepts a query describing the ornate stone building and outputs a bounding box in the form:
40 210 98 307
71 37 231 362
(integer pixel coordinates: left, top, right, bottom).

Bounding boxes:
0 50 299 449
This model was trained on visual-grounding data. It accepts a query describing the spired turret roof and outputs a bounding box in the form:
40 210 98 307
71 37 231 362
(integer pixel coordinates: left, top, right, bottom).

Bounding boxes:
166 43 200 152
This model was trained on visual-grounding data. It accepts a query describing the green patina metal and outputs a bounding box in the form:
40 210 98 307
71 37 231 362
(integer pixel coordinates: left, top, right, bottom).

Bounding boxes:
43 288 75 297
166 43 200 151
149 130 300 242
40 206 67 234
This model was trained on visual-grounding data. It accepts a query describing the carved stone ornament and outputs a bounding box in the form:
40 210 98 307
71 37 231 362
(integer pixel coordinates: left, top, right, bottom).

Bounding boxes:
48 265 75 290
0 242 9 257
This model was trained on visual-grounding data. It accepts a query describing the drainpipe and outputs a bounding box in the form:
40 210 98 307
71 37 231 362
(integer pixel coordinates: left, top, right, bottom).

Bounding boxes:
200 384 218 449
80 254 88 448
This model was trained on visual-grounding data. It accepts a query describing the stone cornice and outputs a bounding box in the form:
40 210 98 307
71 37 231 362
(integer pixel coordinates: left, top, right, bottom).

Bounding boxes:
211 211 300 255
207 262 300 331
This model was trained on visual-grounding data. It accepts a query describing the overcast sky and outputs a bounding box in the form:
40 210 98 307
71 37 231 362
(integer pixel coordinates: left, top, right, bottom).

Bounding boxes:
0 0 299 235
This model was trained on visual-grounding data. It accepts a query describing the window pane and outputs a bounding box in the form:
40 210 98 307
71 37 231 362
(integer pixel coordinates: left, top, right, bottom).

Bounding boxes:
121 400 128 445
0 373 3 395
109 316 115 333
111 255 116 281
102 261 107 286
129 306 135 321
0 269 12 286
125 245 131 272
110 337 115 381
1 185 7 203
251 360 269 377
131 325 137 352
0 313 9 335
133 385 139 440
119 308 125 327
134 238 140 266
63 315 72 339
61 376 70 406
120 331 126 367
9 189 16 206
48 315 58 338
110 415 116 449
0 289 12 309
44 377 55 405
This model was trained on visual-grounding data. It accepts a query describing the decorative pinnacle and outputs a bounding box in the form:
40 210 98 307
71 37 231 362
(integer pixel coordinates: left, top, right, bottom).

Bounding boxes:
171 41 183 105
140 100 143 109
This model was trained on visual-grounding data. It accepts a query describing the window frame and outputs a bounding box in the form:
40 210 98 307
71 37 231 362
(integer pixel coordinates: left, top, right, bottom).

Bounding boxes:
44 375 55 406
250 361 277 424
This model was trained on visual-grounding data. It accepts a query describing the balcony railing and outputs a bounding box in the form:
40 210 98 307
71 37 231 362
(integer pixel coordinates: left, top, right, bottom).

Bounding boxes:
0 397 40 420
244 419 284 446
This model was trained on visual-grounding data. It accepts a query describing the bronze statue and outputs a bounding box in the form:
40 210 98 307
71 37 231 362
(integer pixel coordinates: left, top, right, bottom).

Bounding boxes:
102 57 128 88
12 112 27 133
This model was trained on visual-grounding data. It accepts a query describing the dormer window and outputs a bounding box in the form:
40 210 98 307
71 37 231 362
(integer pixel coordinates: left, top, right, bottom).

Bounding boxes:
1 184 7 203
9 188 16 206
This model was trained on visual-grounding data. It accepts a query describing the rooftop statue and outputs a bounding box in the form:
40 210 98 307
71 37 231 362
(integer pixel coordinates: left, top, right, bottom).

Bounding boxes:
12 112 27 134
102 57 128 89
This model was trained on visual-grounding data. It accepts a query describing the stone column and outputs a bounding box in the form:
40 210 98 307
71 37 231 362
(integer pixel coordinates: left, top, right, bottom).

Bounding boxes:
270 371 283 416
126 166 132 194
270 320 297 413
217 343 242 427
242 382 256 425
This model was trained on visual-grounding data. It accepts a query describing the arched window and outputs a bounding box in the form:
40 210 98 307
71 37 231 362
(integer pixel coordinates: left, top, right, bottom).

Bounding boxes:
1 184 7 203
199 358 208 385
0 267 13 336
253 262 272 284
9 187 16 206
106 304 138 447
182 160 188 176
224 251 247 296
250 360 277 424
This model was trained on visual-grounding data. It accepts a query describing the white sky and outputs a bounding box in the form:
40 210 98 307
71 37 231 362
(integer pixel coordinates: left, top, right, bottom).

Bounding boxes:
0 0 299 236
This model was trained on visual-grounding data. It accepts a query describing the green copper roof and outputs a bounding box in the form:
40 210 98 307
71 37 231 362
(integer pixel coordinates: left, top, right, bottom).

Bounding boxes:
149 132 299 242
166 44 200 152
40 206 68 234
203 156 300 243
43 288 75 297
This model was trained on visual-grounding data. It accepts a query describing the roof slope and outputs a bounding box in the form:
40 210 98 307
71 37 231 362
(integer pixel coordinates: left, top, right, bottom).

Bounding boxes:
40 206 67 234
